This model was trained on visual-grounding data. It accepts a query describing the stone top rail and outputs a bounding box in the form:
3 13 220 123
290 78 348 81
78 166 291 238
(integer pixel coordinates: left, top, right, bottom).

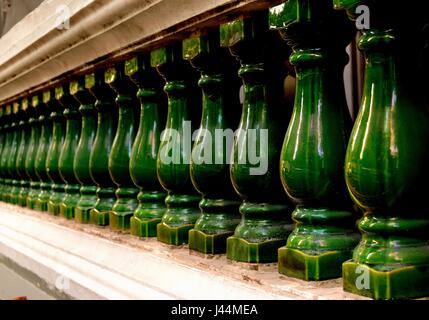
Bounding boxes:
0 0 282 105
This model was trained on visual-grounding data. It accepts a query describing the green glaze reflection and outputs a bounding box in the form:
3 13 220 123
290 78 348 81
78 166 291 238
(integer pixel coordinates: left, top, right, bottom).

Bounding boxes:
59 83 81 219
34 91 54 211
46 87 66 215
277 0 360 281
153 43 202 245
128 55 167 238
73 77 98 223
88 71 118 226
107 64 139 230
26 98 42 209
15 99 32 207
223 13 294 263
185 29 242 254
336 0 429 300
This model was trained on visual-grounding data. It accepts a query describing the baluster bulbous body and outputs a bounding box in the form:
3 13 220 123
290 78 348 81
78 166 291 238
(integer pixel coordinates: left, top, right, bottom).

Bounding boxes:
0 105 14 202
335 0 429 299
59 85 82 219
107 65 140 230
46 87 66 215
7 102 22 204
16 99 32 207
127 55 167 237
89 71 118 226
222 13 294 263
153 44 202 245
274 0 360 281
185 29 242 254
35 92 54 211
73 77 98 223
26 97 42 209
0 108 6 200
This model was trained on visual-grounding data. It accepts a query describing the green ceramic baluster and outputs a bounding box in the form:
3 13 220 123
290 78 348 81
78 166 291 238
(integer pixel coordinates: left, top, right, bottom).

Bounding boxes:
127 55 167 237
106 64 139 230
15 98 32 207
184 29 242 254
46 86 66 215
336 0 429 300
2 104 15 202
59 83 82 219
273 0 360 281
0 105 12 201
34 91 54 211
89 71 118 226
8 102 22 204
0 106 5 199
153 44 202 245
73 76 98 223
16 98 31 207
222 12 294 263
26 97 42 209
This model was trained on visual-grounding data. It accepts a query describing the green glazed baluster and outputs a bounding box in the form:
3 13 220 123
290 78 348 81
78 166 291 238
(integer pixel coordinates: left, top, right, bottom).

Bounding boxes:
13 99 31 207
34 91 54 211
0 106 5 199
0 105 12 201
273 0 360 281
89 71 118 226
336 0 429 300
7 102 22 204
59 83 81 219
46 87 66 215
222 12 294 263
73 77 98 223
184 29 242 254
15 99 32 207
26 97 42 209
106 64 139 230
127 55 167 237
153 44 202 245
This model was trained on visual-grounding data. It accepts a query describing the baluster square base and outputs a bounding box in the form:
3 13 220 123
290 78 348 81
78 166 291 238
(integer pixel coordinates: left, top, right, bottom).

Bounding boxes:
35 199 49 212
27 197 39 210
189 229 233 254
75 207 92 224
278 247 352 281
90 209 110 226
18 196 27 208
60 205 75 220
157 222 194 246
226 236 284 263
343 261 429 300
109 212 132 230
47 202 61 216
130 217 161 237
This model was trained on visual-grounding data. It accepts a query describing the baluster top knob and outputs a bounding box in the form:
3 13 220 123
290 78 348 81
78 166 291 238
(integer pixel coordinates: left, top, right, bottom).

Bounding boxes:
13 101 20 116
105 63 134 95
71 77 94 107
